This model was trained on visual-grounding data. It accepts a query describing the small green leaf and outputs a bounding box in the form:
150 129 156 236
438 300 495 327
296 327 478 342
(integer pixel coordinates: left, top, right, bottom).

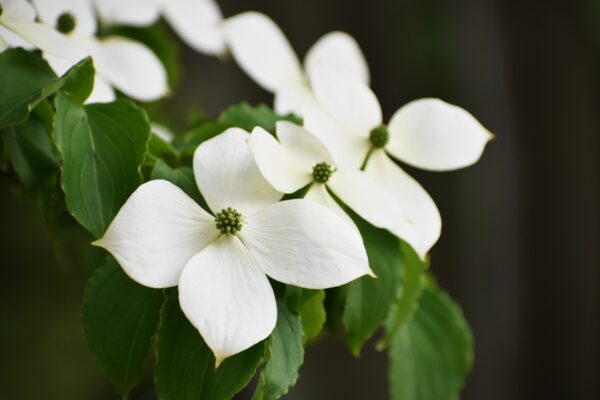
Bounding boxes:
297 290 326 344
218 102 301 134
1 116 58 202
155 290 266 400
61 57 95 103
82 257 164 396
0 49 56 129
343 217 404 356
54 92 150 238
286 286 319 312
389 282 474 400
377 243 427 350
253 300 304 400
0 49 94 128
145 133 179 166
150 159 206 208
176 121 233 156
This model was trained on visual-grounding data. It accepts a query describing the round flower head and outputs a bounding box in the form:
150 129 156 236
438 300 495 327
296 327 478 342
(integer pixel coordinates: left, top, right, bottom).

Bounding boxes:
303 66 494 258
249 121 408 236
94 128 371 366
32 0 168 103
0 0 84 60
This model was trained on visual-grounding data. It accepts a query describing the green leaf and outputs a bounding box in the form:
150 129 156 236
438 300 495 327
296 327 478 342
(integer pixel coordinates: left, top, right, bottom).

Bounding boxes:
286 286 319 312
377 243 427 350
82 257 164 395
61 57 95 103
297 290 326 344
176 121 233 156
1 116 58 202
218 103 301 134
343 217 404 356
54 92 151 238
253 300 304 400
0 49 94 128
145 133 179 166
150 159 207 209
389 282 474 400
0 49 56 129
155 290 266 400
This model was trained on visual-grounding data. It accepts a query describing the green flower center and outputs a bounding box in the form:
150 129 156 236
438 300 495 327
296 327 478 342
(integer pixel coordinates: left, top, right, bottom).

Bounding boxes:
312 162 334 183
56 12 76 34
369 125 389 148
215 207 244 235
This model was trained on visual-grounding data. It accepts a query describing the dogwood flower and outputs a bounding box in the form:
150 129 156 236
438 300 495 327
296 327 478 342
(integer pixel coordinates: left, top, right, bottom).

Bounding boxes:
250 121 407 234
32 0 168 103
0 0 83 60
93 128 371 365
304 67 494 258
92 0 225 55
222 11 369 116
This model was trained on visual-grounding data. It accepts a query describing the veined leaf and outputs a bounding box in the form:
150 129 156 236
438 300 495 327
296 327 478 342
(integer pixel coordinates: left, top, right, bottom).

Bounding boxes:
54 92 150 238
389 282 474 400
218 102 301 134
154 290 266 400
253 300 304 400
0 49 93 129
82 257 164 395
343 217 404 356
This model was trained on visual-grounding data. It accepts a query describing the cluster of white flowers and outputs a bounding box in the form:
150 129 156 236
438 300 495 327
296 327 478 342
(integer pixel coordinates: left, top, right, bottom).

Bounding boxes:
1 1 492 365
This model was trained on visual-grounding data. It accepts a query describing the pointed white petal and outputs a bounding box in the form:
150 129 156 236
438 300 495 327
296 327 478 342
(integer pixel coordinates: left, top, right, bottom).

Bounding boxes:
93 0 161 27
308 65 382 135
273 84 315 116
32 0 97 38
94 180 219 289
163 0 225 55
0 25 32 49
3 21 87 60
221 12 304 92
179 236 276 365
0 34 7 51
304 182 357 231
328 169 407 232
248 127 311 194
0 0 35 22
302 103 369 169
91 37 168 101
85 75 116 104
276 120 334 167
242 199 370 289
387 98 493 171
365 151 441 259
304 31 369 85
194 128 282 215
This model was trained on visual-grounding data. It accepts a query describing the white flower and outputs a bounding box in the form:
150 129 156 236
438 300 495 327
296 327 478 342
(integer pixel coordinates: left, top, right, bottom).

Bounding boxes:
32 0 168 103
304 67 494 258
221 11 369 116
93 128 371 365
249 121 407 236
92 0 225 56
0 0 83 60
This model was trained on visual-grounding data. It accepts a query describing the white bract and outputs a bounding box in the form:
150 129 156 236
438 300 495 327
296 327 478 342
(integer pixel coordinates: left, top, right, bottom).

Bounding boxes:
32 0 168 103
94 128 371 365
93 0 225 55
0 0 83 60
250 121 407 235
222 11 369 116
304 67 494 259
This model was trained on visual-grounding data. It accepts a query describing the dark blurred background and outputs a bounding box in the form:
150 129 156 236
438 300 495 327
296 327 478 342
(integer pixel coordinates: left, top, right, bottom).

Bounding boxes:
1 0 599 399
